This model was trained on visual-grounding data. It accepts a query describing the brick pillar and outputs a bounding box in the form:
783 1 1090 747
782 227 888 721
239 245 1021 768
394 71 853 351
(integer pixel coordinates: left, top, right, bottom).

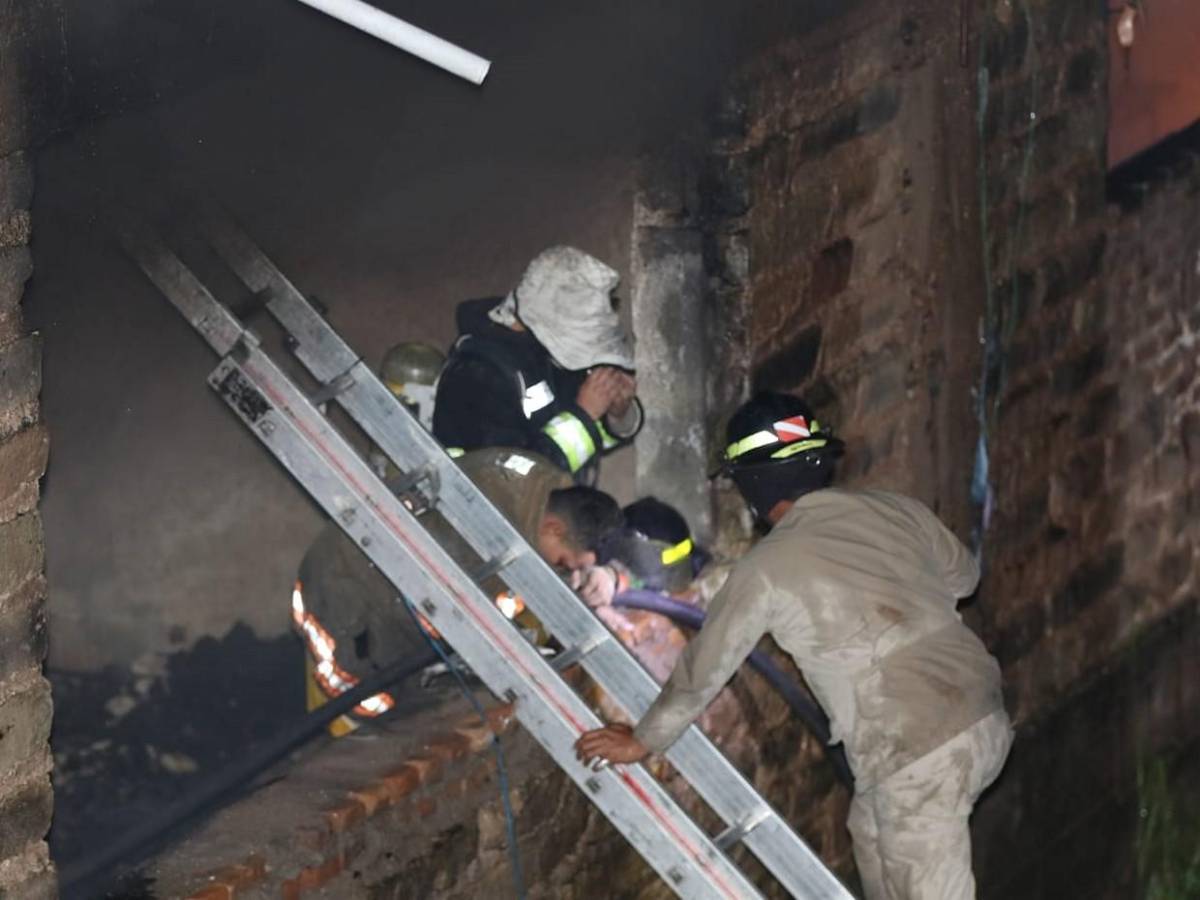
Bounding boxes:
0 14 55 895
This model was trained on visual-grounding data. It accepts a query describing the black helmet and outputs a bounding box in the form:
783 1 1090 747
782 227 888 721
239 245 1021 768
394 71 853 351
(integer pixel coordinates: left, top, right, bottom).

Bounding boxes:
596 497 701 593
720 392 844 523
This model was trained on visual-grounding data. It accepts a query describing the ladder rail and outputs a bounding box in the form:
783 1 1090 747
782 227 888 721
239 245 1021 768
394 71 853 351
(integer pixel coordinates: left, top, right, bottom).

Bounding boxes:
193 209 854 899
121 229 766 900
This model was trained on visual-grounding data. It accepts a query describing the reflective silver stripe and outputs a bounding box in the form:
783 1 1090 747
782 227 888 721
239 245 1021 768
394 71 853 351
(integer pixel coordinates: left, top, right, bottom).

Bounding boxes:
542 412 596 472
521 379 555 418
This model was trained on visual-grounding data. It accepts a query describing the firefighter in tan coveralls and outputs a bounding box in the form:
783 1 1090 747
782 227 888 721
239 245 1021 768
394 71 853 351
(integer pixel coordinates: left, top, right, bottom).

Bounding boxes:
576 392 1012 900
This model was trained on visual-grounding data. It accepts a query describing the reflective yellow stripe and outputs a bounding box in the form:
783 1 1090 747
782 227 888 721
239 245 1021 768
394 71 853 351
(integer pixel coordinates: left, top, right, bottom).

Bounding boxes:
597 419 619 451
660 537 693 566
725 429 779 460
769 439 828 459
446 447 465 458
542 412 596 473
725 421 828 461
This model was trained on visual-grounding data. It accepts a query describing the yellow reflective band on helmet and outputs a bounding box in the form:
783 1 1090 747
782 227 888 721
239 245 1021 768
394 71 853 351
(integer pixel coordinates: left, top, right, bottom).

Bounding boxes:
384 379 406 397
660 537 693 567
725 417 827 461
725 429 780 461
446 447 465 458
542 412 596 473
769 438 828 459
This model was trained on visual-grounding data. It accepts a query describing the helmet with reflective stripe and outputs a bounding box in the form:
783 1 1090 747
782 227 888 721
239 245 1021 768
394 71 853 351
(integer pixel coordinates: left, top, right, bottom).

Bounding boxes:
720 392 844 523
597 497 702 593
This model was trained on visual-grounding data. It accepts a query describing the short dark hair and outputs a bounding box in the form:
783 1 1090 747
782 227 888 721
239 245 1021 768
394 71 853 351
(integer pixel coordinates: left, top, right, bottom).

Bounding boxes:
546 486 624 552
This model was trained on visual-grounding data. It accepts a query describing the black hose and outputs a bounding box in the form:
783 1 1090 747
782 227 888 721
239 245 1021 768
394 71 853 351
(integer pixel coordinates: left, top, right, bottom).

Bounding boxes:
59 648 440 899
613 589 855 787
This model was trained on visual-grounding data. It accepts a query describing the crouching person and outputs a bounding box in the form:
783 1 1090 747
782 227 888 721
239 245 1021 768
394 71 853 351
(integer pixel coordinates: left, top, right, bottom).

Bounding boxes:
292 447 622 734
576 392 1012 900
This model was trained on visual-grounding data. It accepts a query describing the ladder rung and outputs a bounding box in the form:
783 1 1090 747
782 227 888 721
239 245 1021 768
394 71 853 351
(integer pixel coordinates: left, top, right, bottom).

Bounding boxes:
471 547 524 584
384 466 441 513
714 807 772 852
550 632 609 672
308 370 357 406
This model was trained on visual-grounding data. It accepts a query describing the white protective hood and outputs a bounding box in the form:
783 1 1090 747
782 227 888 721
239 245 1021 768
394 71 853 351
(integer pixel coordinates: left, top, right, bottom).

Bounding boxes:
492 246 634 371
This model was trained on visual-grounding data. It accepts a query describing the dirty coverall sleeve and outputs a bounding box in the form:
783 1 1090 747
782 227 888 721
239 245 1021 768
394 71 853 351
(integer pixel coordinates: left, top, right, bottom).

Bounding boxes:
633 564 775 754
917 505 981 599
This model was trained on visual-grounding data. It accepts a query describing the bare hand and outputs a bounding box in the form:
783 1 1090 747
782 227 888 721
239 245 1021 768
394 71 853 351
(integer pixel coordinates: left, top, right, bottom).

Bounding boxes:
606 372 637 419
576 565 618 609
576 367 622 420
574 723 649 768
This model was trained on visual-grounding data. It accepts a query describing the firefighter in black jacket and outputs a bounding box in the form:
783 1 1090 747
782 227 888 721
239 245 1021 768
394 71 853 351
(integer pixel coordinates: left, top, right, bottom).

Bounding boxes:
433 246 643 481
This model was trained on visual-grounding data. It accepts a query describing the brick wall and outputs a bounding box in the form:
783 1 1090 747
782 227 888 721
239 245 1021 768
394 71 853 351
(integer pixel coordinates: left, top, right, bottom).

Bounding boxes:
0 4 55 898
704 0 983 542
972 0 1200 875
696 0 1200 896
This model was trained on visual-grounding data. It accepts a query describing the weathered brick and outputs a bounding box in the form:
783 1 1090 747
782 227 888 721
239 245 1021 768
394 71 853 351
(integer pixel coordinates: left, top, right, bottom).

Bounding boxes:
404 752 444 786
0 577 47 681
0 514 42 602
1051 342 1106 394
427 731 473 765
1075 384 1119 439
0 777 52 860
323 798 366 833
699 152 750 218
0 335 40 439
1062 47 1100 98
0 840 55 900
485 702 516 734
752 324 822 391
0 247 32 313
0 211 30 249
982 14 1028 78
454 722 495 754
281 853 344 898
0 424 47 522
0 154 33 220
1050 544 1125 627
1041 233 1106 306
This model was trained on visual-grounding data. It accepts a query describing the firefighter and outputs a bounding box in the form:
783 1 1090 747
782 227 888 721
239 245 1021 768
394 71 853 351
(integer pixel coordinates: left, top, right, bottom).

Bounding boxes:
575 392 1012 900
432 246 642 482
595 497 703 595
380 341 444 431
293 448 623 735
369 341 445 480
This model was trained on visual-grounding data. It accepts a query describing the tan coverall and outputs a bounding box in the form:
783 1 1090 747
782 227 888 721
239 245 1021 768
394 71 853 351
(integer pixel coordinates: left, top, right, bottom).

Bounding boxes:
633 488 1012 900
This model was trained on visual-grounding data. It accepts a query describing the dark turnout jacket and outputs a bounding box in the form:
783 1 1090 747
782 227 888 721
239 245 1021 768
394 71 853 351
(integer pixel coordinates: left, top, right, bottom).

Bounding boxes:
432 298 631 479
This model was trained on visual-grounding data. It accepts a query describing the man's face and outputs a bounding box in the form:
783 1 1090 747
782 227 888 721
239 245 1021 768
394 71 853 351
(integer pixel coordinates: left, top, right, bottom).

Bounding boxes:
537 514 596 575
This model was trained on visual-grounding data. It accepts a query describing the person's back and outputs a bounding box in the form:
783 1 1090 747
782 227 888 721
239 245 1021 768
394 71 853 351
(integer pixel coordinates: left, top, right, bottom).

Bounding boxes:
577 391 1012 900
746 488 1002 785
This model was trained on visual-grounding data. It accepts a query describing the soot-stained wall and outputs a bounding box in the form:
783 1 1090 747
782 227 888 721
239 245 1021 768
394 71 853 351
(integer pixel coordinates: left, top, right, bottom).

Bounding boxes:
25 0 789 670
0 2 56 896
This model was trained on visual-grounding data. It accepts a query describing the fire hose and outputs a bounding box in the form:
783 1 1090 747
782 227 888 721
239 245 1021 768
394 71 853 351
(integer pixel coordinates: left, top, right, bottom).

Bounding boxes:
62 591 852 896
58 648 440 900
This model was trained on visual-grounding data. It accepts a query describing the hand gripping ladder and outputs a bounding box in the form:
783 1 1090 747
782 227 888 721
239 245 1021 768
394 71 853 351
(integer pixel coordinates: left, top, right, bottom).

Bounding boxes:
119 210 854 900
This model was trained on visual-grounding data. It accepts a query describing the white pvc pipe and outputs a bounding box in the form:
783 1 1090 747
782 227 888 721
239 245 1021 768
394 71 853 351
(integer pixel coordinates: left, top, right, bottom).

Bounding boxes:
293 0 491 85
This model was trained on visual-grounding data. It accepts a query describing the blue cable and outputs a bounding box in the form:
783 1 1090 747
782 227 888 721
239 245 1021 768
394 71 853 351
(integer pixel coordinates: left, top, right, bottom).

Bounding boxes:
403 600 528 900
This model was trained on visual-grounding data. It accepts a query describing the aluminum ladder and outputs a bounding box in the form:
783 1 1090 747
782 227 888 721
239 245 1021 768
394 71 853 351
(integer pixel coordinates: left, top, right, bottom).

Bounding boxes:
118 210 854 900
